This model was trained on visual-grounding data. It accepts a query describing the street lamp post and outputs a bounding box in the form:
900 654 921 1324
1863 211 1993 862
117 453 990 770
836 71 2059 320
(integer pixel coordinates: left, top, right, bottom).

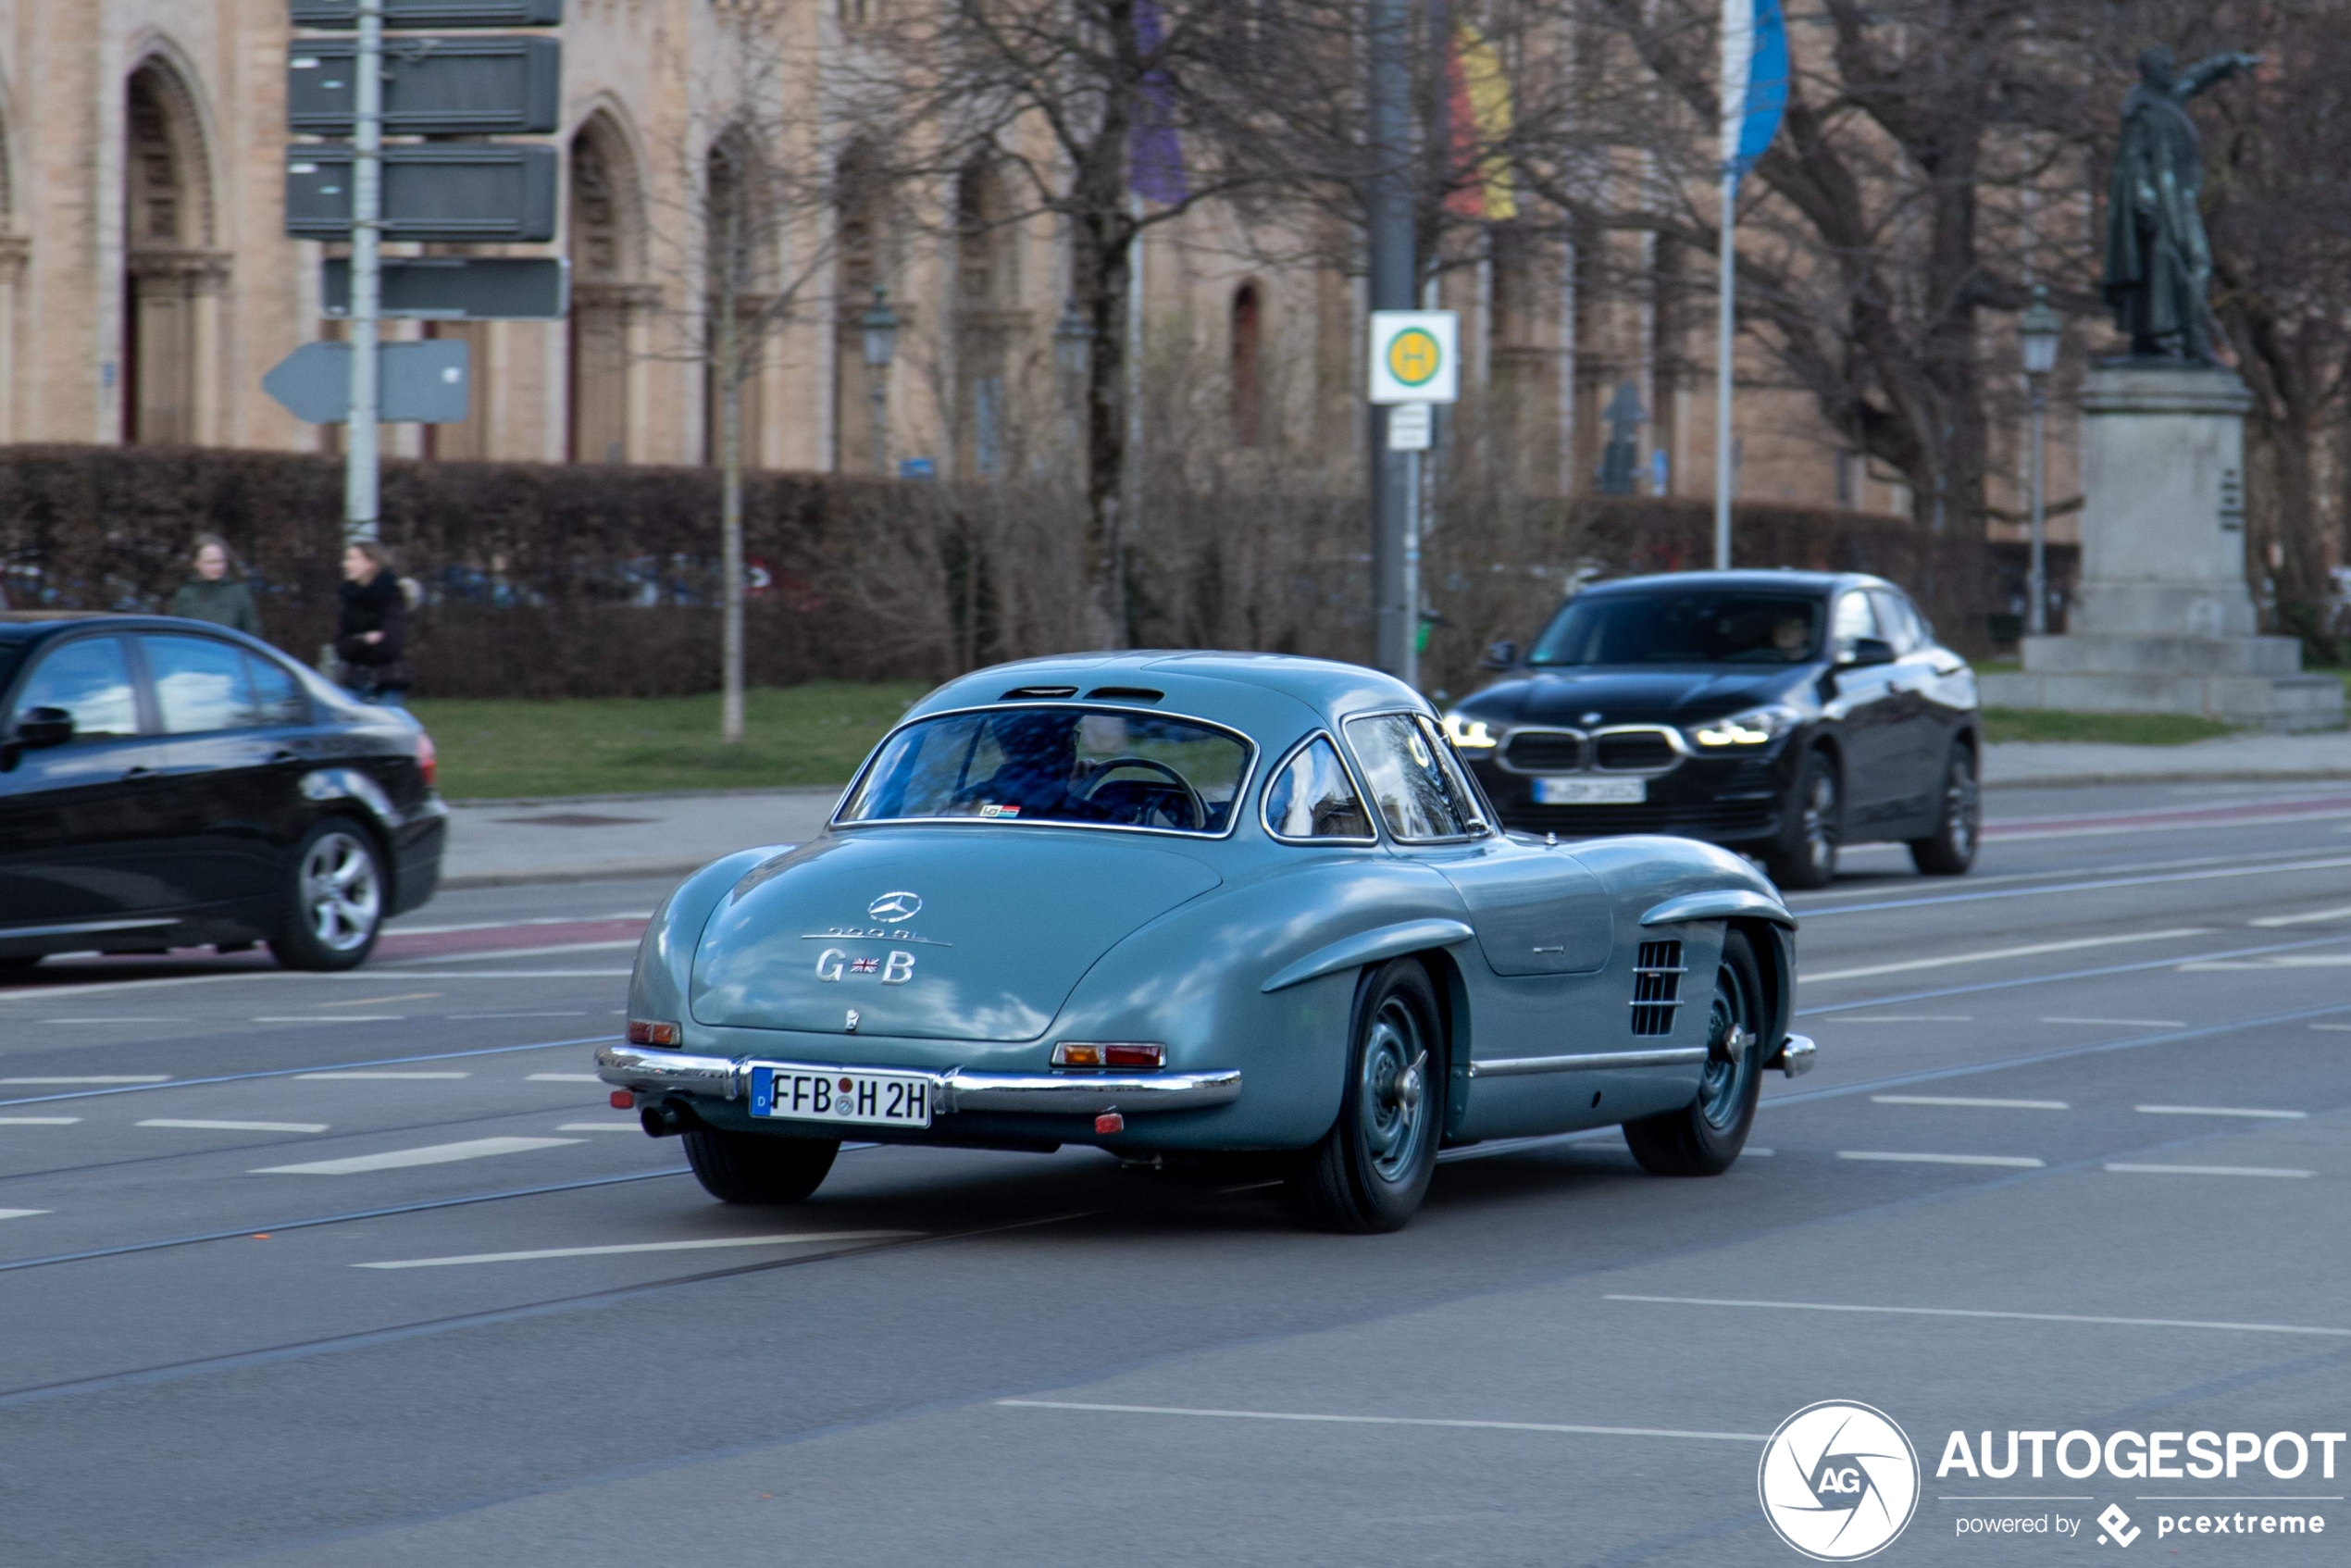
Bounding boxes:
861 284 900 477
2019 283 2061 637
1052 295 1091 454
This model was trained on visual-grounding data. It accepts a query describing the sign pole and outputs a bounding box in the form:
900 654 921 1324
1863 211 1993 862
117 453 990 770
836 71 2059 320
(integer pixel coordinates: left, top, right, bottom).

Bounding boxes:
1712 168 1735 571
344 0 385 543
1369 0 1414 681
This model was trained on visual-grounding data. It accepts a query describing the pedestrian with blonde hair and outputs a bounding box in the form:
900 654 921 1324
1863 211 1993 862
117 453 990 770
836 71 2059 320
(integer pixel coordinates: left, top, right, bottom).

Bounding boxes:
335 539 414 708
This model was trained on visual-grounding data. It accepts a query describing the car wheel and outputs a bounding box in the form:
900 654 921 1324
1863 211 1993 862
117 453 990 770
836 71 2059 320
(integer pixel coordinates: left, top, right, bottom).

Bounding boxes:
1908 743 1981 877
1294 958 1445 1234
1623 927 1765 1176
267 819 388 973
682 1126 840 1205
1765 749 1841 890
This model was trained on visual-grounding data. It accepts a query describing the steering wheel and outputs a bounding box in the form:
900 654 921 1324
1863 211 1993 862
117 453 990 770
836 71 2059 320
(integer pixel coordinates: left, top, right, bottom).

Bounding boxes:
1078 756 1206 829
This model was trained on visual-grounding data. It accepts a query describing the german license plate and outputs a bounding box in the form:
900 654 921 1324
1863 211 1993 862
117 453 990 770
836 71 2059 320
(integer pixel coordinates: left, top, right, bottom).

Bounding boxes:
751 1065 932 1128
1534 777 1646 805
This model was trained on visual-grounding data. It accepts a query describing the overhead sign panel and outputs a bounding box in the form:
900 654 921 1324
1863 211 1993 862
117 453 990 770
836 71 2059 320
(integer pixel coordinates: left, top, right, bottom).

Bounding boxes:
1368 311 1460 404
292 0 564 27
287 144 558 243
263 340 471 425
289 37 562 136
323 256 570 320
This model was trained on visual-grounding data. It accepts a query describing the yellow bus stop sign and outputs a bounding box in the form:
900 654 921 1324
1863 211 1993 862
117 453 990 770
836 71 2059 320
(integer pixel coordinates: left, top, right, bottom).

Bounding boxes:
1369 311 1459 404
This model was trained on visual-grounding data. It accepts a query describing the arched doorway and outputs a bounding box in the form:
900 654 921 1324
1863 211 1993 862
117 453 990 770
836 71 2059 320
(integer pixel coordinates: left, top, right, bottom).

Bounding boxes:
1230 283 1263 449
567 113 647 464
123 59 224 445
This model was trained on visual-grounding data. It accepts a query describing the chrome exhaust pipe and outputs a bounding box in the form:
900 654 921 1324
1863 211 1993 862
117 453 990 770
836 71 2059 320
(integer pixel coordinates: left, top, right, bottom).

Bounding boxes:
639 1101 690 1138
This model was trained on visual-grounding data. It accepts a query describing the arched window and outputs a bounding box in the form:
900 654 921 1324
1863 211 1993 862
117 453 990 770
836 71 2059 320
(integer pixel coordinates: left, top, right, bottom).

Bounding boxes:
833 141 892 474
567 113 645 465
953 158 1018 478
1231 283 1263 449
123 59 222 445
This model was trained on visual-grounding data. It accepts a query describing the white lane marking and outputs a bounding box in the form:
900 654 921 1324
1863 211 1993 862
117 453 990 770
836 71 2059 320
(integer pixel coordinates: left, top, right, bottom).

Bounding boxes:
354 1230 914 1269
1872 1095 2069 1111
2252 904 2351 927
0 1076 169 1085
1827 1014 1975 1023
1837 1151 2046 1168
2314 1024 2351 1031
2134 1104 2307 1120
1802 929 2212 984
2182 952 2351 970
2105 1164 2314 1178
387 912 653 937
528 1073 604 1083
455 1012 590 1020
1604 1294 2351 1338
2043 1016 2183 1027
0 1209 50 1221
254 1136 581 1175
293 1071 470 1081
324 992 441 1007
0 1116 81 1126
555 1122 642 1133
993 1400 1768 1444
1804 855 2351 919
254 1015 405 1024
386 940 640 966
139 1119 330 1134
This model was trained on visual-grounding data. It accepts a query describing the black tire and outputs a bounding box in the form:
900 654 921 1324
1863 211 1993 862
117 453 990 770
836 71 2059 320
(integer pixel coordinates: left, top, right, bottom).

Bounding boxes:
1294 959 1446 1234
1764 748 1841 890
267 818 388 972
682 1126 840 1205
1908 742 1982 877
1623 928 1766 1176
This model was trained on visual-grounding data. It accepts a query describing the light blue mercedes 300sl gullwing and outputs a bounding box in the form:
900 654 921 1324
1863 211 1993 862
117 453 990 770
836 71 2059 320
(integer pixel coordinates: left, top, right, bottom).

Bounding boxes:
598 653 1812 1231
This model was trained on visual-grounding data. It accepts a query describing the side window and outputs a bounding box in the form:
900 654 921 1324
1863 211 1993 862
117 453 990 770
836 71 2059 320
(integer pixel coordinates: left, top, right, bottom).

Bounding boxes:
142 635 258 734
12 638 139 740
1343 713 1474 841
1831 591 1879 650
245 654 309 727
1263 735 1375 841
1869 591 1924 654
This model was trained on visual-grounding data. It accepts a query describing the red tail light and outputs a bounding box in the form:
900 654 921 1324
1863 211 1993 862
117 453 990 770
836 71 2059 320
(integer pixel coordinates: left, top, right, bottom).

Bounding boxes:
415 728 439 790
628 1019 681 1047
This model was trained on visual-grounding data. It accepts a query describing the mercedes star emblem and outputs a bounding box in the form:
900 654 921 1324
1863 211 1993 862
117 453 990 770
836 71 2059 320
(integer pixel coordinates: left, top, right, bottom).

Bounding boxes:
867 891 923 923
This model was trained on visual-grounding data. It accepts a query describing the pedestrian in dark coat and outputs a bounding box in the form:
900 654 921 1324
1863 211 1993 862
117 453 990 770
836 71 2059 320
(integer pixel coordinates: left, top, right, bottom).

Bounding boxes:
336 541 413 707
168 534 264 637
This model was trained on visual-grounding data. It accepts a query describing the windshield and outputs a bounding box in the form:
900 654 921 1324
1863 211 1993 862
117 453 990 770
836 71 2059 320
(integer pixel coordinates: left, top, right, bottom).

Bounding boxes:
1528 591 1826 666
839 705 1254 835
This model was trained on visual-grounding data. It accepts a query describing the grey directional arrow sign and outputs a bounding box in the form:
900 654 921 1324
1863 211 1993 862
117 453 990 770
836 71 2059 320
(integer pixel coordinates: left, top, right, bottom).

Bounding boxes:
263 340 470 424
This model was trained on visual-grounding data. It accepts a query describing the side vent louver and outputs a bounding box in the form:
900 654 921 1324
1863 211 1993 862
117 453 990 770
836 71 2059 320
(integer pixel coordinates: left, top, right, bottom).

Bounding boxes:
1629 940 1685 1037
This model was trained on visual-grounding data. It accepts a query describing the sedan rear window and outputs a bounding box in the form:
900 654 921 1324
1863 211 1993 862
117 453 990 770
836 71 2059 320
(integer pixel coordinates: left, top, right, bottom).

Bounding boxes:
839 706 1253 835
1529 591 1825 666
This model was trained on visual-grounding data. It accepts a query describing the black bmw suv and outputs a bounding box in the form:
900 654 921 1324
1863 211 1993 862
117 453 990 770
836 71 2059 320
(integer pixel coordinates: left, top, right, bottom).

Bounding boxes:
1445 571 1981 889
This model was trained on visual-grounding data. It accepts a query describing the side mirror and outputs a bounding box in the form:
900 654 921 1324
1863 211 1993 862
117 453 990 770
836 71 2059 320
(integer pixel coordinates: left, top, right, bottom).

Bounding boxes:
1480 640 1519 671
1841 637 1897 668
12 706 73 750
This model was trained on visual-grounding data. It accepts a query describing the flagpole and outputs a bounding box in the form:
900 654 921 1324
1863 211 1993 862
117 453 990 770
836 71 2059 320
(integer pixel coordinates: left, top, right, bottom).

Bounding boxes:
1713 167 1735 572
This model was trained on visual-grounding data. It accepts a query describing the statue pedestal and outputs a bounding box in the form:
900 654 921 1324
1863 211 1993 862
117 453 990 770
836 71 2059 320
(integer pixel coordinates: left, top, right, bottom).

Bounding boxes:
1980 365 2345 732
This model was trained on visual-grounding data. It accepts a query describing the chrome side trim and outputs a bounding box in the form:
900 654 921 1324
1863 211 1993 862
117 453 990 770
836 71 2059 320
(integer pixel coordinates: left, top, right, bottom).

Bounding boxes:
0 916 179 940
1767 1033 1817 1078
1260 917 1477 994
594 1045 1241 1115
596 1044 742 1100
1468 1047 1707 1078
1639 889 1797 930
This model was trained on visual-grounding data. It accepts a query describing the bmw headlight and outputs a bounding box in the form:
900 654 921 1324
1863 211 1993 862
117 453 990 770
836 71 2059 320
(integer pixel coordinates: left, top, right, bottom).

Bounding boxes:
1443 711 1500 750
1688 703 1799 749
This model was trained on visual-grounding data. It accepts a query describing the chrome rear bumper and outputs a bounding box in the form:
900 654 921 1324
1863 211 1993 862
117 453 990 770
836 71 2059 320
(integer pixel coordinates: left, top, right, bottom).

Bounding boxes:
594 1044 1242 1116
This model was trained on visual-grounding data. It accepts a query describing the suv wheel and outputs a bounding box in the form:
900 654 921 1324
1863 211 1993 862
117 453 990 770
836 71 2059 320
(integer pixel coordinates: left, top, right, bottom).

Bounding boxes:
1766 750 1841 890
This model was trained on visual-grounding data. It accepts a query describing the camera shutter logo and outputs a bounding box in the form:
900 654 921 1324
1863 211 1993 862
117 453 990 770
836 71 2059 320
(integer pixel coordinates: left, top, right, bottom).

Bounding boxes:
1757 1400 1920 1561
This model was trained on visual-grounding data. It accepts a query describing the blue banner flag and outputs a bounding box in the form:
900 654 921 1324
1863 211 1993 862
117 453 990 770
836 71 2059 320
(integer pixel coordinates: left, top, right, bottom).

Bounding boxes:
1129 0 1188 204
1719 0 1789 182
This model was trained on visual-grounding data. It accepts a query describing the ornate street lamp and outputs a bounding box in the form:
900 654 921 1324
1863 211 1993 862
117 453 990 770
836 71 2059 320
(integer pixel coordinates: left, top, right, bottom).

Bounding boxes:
861 284 900 476
2019 284 2062 637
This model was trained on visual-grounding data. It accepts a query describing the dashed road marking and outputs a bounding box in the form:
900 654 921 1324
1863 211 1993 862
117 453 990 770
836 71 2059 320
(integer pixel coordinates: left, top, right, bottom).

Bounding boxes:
1803 929 2211 984
0 1116 81 1126
294 1071 469 1081
1872 1095 2069 1111
1837 1151 2045 1168
0 1209 50 1221
139 1119 330 1134
354 1230 914 1269
41 1018 184 1026
2251 904 2351 927
255 1015 406 1024
455 1012 590 1020
1604 1294 2351 1338
2134 1105 2306 1120
991 1400 1769 1444
2105 1164 2313 1178
254 1137 580 1175
2044 1017 2183 1028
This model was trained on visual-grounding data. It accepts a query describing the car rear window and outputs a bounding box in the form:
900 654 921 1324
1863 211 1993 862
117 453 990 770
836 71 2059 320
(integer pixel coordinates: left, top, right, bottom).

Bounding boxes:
839 705 1254 835
1529 591 1825 666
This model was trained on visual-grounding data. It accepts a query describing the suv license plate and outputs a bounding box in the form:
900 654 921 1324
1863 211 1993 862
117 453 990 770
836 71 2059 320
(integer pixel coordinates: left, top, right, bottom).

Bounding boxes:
1534 777 1646 805
753 1066 932 1127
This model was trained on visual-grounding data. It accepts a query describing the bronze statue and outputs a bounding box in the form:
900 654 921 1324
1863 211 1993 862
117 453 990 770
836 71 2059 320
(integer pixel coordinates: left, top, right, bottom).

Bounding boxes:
2101 45 2260 363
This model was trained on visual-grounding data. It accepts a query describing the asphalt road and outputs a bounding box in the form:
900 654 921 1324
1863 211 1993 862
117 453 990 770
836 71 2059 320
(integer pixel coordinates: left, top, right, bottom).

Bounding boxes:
4 781 2349 1566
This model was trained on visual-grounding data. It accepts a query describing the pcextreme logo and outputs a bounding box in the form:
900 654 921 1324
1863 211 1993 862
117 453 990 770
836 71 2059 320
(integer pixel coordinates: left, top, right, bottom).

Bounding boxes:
1760 1400 1922 1562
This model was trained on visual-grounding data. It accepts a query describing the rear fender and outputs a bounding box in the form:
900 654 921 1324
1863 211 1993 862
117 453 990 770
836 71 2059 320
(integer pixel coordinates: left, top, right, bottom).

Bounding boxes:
632 845 801 1032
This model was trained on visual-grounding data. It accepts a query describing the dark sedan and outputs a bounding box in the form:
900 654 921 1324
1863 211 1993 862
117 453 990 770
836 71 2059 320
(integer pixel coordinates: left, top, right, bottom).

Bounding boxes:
0 614 445 973
1444 571 1981 889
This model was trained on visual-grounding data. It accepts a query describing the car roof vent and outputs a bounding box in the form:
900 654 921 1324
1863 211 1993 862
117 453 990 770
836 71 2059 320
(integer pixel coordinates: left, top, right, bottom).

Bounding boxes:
1000 685 1080 700
1083 686 1164 703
